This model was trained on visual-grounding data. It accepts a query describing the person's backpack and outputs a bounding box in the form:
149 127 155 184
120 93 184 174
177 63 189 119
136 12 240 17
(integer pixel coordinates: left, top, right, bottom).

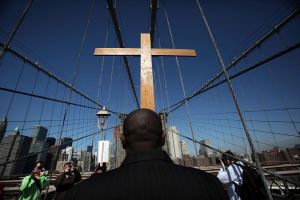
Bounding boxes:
234 163 269 200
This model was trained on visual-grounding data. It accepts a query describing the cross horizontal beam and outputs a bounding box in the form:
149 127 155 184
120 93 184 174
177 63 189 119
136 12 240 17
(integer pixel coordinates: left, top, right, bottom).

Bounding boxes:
94 48 196 56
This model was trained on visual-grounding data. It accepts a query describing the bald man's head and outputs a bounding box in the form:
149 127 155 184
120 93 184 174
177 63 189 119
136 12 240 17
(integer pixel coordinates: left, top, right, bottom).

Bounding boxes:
122 109 164 151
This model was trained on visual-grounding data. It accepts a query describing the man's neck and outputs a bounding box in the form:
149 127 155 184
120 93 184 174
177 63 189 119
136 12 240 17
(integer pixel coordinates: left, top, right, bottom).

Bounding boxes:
125 144 162 155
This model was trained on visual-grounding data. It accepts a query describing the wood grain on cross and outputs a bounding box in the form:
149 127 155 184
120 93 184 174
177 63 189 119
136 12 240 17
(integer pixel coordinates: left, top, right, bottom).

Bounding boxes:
94 33 196 111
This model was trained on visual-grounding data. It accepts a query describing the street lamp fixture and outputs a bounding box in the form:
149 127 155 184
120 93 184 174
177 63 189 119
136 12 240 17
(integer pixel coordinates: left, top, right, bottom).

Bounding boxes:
96 106 110 139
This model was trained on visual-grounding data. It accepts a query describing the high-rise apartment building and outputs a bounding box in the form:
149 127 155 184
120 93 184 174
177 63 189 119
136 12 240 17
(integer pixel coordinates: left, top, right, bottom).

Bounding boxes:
166 126 182 160
0 117 8 144
0 127 32 176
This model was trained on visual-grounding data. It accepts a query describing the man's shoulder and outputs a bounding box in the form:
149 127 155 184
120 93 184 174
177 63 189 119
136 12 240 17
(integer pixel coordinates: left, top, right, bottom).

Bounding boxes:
172 164 221 183
65 170 120 199
71 169 120 186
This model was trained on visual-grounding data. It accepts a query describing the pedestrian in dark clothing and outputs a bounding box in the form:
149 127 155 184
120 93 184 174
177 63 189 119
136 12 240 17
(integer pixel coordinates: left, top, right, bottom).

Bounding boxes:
94 163 107 175
54 162 81 200
66 109 229 200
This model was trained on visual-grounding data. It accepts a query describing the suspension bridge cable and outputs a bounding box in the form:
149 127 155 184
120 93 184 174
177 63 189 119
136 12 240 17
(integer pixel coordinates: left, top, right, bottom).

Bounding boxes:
106 0 140 108
160 7 300 113
150 0 158 46
45 1 97 197
0 116 96 167
162 0 200 162
173 117 285 149
0 0 34 60
191 107 300 115
47 80 60 138
168 42 300 112
2 118 96 140
155 25 175 157
167 127 300 187
38 76 51 125
194 1 272 199
5 61 26 117
0 43 120 116
248 65 283 160
185 116 300 125
107 56 115 103
155 60 166 110
0 86 98 110
187 118 299 138
96 16 110 108
249 119 262 153
156 25 171 113
20 70 40 134
0 125 117 167
265 57 300 135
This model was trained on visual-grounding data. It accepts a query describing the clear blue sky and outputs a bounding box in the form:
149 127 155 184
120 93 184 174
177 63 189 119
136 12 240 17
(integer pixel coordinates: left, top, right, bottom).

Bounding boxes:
0 0 300 155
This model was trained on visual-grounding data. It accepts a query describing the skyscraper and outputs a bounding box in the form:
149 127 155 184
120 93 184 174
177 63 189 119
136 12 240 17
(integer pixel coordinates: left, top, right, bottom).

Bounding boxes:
59 137 73 149
0 127 32 176
199 139 213 158
45 137 56 170
166 126 182 160
0 117 7 144
180 140 189 155
32 125 48 142
112 126 125 168
25 125 49 173
46 137 56 147
87 145 93 154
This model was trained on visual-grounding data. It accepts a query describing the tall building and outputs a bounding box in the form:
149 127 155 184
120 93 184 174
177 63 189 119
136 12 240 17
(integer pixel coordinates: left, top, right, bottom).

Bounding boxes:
25 125 49 173
0 117 8 144
46 137 56 147
199 139 213 158
77 150 91 172
111 126 125 168
180 140 189 155
58 137 73 149
65 146 73 162
32 125 48 142
0 127 32 176
87 145 93 154
45 137 56 170
166 126 182 160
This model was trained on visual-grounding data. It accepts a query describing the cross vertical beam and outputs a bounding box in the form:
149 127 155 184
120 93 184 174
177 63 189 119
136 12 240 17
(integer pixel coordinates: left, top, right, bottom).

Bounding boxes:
140 33 155 110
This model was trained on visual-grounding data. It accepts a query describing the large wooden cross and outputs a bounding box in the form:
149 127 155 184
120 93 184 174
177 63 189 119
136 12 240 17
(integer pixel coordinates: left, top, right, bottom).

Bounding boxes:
94 33 196 111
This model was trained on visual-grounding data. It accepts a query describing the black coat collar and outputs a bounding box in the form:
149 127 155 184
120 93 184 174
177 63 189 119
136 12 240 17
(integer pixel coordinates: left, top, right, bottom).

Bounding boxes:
121 149 173 167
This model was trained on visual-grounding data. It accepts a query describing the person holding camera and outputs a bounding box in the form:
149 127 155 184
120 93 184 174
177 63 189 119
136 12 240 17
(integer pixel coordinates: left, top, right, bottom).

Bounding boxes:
19 161 49 200
217 151 243 200
54 162 81 200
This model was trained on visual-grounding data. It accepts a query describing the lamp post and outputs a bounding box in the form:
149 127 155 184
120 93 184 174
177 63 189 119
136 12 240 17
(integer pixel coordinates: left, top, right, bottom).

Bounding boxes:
96 106 110 140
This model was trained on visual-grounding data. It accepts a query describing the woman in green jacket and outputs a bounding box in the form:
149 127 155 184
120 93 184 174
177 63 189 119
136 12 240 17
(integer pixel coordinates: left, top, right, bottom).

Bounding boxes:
19 168 49 200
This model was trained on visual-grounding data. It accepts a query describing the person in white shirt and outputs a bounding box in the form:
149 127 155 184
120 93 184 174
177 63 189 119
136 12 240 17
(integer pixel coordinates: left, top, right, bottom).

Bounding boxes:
217 151 243 200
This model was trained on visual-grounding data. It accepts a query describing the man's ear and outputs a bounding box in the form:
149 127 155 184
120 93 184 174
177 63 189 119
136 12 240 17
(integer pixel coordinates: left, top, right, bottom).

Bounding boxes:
120 134 127 149
161 132 166 146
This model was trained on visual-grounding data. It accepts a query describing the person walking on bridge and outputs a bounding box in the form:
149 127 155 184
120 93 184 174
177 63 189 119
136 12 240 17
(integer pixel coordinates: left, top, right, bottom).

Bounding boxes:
66 108 228 200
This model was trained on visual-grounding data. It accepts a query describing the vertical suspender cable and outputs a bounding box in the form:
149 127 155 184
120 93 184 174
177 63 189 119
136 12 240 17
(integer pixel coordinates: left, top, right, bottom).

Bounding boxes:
194 1 273 199
162 1 200 164
5 61 26 117
38 76 51 124
45 0 96 199
156 24 178 159
0 0 34 61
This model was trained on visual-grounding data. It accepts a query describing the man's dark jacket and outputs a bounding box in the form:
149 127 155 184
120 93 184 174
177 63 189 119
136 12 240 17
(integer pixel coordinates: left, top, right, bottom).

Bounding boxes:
54 169 81 200
65 150 228 200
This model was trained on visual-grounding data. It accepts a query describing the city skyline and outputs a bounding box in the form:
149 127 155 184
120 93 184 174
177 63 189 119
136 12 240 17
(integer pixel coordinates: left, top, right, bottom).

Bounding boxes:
0 0 300 175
